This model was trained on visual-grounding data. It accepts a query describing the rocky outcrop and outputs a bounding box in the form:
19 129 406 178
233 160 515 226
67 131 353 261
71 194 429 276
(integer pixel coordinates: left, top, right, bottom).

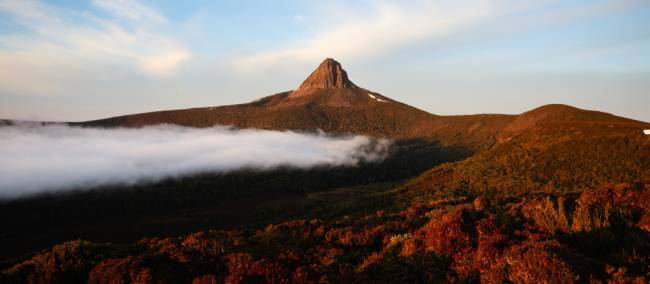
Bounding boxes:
291 58 358 96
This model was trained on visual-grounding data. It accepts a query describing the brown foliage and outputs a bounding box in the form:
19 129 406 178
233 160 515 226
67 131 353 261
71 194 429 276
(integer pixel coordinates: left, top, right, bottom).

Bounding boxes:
88 255 188 284
3 240 119 284
482 240 577 283
3 182 649 283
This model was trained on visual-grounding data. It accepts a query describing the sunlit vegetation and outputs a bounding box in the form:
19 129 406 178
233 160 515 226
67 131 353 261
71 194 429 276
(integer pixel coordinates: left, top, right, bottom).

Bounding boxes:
398 106 650 205
2 181 648 283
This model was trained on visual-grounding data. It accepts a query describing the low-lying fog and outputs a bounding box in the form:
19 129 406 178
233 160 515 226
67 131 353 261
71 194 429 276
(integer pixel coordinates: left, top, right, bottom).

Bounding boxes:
0 124 390 199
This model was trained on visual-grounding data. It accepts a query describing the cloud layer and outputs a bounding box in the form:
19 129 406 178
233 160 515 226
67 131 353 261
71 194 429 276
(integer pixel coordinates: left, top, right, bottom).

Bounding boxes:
0 124 390 199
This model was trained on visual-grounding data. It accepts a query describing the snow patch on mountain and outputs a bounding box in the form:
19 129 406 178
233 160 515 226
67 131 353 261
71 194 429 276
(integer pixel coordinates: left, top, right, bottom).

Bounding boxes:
368 93 388 103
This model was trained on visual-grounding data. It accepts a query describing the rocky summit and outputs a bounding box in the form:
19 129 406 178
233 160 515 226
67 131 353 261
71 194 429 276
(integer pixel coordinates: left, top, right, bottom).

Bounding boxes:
293 58 358 95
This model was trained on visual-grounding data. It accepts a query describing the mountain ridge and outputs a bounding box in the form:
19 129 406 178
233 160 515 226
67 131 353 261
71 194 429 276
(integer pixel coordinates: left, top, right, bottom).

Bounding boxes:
3 58 648 150
72 58 647 151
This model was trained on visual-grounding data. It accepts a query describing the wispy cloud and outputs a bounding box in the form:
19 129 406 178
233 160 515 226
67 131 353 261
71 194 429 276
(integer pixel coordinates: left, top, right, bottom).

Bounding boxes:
0 0 189 95
0 124 390 199
92 0 166 24
235 0 516 71
234 0 647 72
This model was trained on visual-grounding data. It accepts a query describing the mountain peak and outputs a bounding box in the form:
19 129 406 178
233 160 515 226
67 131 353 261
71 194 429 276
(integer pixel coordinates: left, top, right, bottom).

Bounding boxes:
293 58 358 95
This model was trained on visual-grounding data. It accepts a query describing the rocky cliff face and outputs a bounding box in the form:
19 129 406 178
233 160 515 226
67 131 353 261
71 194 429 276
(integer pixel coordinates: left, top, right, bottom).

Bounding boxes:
291 58 358 96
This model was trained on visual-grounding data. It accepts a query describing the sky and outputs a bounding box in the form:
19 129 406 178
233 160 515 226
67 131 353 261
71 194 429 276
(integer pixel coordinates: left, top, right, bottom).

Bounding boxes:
0 0 648 122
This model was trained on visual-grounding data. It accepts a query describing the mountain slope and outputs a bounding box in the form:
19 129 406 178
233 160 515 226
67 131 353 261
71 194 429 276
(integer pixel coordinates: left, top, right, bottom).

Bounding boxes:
502 104 645 134
399 103 650 204
80 59 433 135
78 58 514 150
80 60 647 151
5 59 647 152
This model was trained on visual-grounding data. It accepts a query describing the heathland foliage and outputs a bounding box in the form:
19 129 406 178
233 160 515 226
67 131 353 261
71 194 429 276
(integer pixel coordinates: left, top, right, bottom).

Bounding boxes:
2 181 648 283
2 102 649 282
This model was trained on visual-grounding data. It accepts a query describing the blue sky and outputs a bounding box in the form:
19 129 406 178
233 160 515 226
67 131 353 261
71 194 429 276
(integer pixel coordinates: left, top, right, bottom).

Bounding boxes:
0 0 649 122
